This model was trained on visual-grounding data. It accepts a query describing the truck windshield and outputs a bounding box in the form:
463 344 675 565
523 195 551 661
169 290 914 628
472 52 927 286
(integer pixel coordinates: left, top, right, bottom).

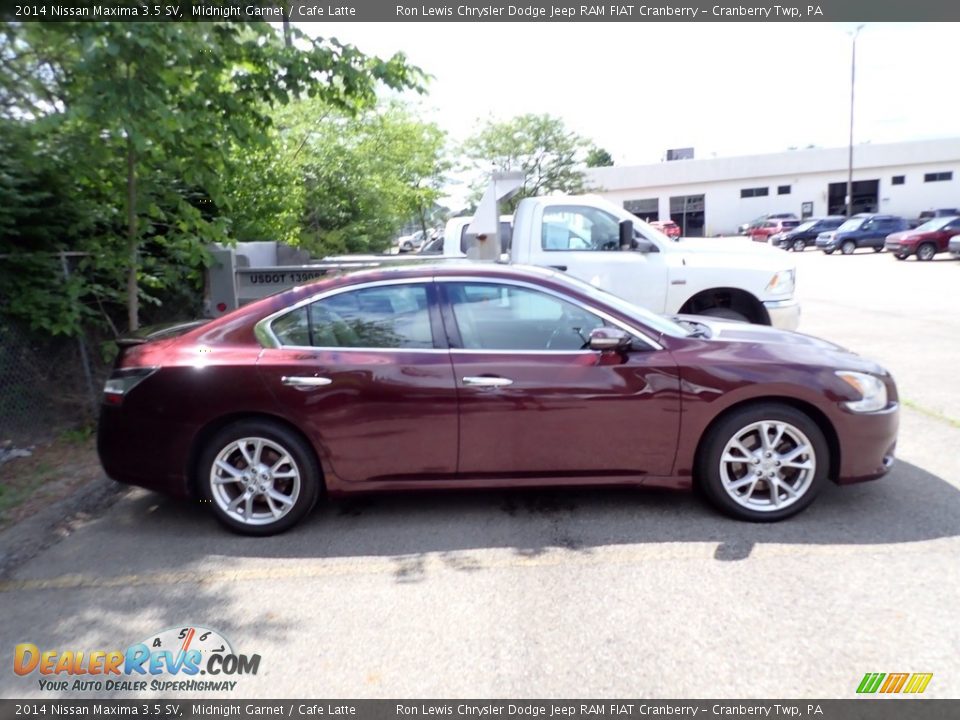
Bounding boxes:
545 270 690 339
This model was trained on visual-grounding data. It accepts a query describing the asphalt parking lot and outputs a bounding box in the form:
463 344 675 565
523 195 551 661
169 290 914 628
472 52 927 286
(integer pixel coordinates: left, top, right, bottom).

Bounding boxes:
1 250 958 699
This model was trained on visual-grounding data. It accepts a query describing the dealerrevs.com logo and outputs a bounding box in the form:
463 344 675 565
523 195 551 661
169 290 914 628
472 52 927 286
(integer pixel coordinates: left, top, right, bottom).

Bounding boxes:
14 626 260 693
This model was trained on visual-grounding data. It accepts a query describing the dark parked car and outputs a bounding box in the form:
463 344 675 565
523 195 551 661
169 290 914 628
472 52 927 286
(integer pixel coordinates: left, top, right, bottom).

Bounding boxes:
815 214 909 255
98 264 899 535
772 217 846 252
885 216 960 261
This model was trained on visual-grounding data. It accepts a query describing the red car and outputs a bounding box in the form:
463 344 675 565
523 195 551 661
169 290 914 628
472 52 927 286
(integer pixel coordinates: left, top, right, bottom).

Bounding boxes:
98 264 899 535
884 215 960 260
750 219 801 242
649 220 681 239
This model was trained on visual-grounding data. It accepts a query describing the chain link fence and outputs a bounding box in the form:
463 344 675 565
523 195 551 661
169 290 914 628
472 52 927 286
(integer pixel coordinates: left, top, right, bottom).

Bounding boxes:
0 320 106 445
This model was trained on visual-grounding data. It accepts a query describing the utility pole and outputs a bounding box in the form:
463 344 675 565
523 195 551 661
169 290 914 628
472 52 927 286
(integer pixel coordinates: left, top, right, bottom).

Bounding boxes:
846 24 865 218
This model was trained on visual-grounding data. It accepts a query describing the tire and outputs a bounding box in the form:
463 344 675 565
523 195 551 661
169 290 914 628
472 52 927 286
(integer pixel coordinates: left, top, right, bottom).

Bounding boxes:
894 253 908 261
697 403 828 522
792 239 806 252
872 246 883 253
823 248 835 255
840 240 857 255
916 243 937 261
698 307 750 323
198 419 321 536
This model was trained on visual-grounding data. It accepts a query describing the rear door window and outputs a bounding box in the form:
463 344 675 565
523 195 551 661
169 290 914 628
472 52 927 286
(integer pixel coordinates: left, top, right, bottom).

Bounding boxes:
271 284 434 349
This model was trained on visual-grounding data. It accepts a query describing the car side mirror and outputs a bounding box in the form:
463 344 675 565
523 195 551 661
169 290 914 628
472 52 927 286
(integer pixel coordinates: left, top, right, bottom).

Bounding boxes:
588 327 632 352
619 220 634 250
634 237 658 253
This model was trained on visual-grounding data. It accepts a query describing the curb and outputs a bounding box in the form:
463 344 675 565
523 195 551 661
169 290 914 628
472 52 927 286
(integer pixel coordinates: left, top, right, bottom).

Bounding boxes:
0 476 128 579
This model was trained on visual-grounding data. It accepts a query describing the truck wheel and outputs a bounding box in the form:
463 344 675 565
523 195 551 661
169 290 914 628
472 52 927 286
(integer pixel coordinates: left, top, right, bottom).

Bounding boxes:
916 243 937 261
697 403 828 522
792 239 806 252
699 307 749 323
841 240 856 255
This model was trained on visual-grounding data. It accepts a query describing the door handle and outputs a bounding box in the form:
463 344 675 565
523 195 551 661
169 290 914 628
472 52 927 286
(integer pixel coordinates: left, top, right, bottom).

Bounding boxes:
463 376 513 388
549 265 568 271
281 376 333 391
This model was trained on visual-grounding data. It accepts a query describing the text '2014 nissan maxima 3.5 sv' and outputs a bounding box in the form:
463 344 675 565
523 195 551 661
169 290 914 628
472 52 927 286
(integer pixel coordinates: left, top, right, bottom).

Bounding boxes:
97 264 899 535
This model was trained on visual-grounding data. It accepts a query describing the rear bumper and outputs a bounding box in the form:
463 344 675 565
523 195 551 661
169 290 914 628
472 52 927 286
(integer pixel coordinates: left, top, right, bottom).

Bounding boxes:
764 299 800 331
97 404 195 499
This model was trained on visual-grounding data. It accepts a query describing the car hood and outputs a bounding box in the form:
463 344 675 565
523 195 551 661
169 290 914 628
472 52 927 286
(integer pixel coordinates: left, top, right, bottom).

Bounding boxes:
674 316 887 374
886 230 924 242
671 237 791 268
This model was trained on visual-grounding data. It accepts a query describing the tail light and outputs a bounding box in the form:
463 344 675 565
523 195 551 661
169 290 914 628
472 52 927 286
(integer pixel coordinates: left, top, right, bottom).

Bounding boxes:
103 367 159 406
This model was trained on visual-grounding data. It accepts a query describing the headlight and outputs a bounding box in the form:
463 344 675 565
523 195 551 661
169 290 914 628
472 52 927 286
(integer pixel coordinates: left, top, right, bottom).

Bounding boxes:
765 269 795 296
836 371 888 412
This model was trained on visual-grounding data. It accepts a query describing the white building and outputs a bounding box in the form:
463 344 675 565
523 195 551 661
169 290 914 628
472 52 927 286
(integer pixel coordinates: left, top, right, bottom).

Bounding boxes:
586 138 960 236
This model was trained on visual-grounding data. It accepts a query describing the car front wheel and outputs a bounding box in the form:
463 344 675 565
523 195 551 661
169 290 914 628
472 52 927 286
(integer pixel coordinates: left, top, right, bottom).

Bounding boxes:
792 239 806 252
916 243 937 261
199 420 321 535
841 240 857 255
698 404 828 522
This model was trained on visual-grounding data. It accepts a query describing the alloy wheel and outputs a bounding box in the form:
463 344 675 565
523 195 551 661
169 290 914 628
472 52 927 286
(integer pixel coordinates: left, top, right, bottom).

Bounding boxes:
209 437 302 526
718 421 817 513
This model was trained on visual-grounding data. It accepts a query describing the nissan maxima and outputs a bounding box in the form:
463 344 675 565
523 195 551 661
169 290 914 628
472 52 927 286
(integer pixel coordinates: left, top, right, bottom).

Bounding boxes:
97 264 899 535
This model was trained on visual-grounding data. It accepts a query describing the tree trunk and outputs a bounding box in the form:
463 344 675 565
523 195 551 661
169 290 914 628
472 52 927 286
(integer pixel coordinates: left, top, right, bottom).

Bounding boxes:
125 134 139 331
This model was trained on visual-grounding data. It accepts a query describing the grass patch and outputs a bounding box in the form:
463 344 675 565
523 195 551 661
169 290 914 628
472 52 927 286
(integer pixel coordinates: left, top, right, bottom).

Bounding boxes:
902 398 960 429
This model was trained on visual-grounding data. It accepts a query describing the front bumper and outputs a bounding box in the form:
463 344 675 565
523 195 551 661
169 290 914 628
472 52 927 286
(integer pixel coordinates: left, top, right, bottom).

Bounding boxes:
834 402 899 484
765 298 800 331
885 241 908 255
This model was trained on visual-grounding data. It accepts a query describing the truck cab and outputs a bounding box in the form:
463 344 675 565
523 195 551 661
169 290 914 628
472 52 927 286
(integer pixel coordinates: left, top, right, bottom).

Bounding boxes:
508 195 800 329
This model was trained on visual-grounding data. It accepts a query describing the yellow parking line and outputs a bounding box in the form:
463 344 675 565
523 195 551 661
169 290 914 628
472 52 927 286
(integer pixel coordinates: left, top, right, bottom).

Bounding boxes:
0 539 955 593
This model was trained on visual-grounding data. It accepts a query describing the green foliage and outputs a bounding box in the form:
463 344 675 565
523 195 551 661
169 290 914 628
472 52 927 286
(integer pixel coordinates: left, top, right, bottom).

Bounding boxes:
586 146 615 167
277 100 450 256
462 113 596 211
0 21 423 334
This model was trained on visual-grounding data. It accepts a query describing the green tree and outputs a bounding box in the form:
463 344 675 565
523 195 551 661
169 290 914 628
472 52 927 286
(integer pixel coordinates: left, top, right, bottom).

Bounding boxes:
278 100 449 256
0 21 422 332
462 113 595 210
586 146 614 167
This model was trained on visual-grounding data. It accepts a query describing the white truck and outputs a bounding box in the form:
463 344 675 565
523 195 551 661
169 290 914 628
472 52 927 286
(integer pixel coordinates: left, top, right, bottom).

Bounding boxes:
207 178 800 330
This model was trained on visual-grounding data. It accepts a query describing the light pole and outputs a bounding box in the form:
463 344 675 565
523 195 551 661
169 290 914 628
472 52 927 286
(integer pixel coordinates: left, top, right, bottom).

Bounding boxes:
846 24 865 218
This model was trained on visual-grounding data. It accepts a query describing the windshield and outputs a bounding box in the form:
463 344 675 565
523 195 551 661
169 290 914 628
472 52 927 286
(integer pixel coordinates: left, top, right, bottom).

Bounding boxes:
837 217 866 232
545 270 690 338
791 220 817 232
915 216 958 232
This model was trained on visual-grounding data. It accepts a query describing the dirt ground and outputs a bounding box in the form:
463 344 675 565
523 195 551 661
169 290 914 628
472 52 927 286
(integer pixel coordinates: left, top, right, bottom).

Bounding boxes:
0 433 104 531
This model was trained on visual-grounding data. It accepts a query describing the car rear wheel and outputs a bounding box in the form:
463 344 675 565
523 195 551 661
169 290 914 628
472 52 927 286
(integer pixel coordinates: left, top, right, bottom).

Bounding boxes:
199 420 321 536
872 246 883 253
792 239 806 252
916 243 937 261
698 404 828 522
823 248 834 255
841 240 857 255
894 252 908 261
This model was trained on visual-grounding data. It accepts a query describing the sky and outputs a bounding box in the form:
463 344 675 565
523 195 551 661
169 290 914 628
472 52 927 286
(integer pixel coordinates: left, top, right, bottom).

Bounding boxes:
298 22 960 203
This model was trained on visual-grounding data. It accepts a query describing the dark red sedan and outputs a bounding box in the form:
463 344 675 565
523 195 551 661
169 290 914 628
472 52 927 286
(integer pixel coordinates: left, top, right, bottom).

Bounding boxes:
98 264 899 535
